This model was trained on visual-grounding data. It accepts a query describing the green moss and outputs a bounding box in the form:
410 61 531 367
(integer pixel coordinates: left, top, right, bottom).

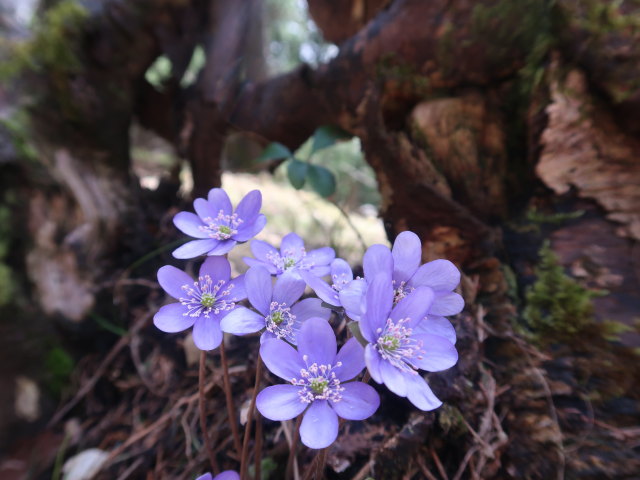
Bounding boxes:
579 0 640 35
45 346 74 396
0 0 88 80
523 241 603 344
375 53 429 94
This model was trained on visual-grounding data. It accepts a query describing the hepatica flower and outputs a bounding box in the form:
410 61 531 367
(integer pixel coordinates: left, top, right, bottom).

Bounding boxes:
299 258 354 308
257 318 379 449
244 232 335 279
172 188 266 259
154 257 245 350
361 273 458 411
220 266 330 344
195 472 238 480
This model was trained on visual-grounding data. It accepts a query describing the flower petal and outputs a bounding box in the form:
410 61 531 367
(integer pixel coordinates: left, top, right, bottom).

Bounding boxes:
339 279 366 321
207 188 232 215
173 212 208 238
153 303 194 332
392 231 422 283
205 239 237 256
307 265 330 277
272 274 305 306
410 259 460 291
300 401 339 449
234 189 262 223
245 266 273 315
256 384 306 421
234 214 266 242
414 315 456 345
290 298 330 322
306 247 335 268
157 265 193 299
228 274 247 301
363 244 393 280
280 233 305 258
250 240 278 263
196 474 213 480
193 197 217 221
243 257 277 275
405 374 442 411
429 292 464 316
214 471 240 480
192 316 223 351
331 382 379 420
411 334 458 372
199 256 231 283
260 338 306 381
360 273 393 343
364 344 383 383
172 239 219 259
299 271 340 306
296 318 336 365
334 338 365 381
330 258 353 288
380 361 408 397
390 286 434 328
220 307 265 335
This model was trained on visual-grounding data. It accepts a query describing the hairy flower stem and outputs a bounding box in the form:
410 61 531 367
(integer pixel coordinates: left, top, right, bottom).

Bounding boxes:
199 351 220 475
220 341 243 459
302 447 328 480
254 409 263 480
286 415 303 480
240 356 263 480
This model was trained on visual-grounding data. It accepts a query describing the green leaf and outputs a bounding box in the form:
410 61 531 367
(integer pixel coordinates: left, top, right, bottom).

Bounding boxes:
307 164 336 197
287 159 308 189
311 125 352 154
257 142 292 162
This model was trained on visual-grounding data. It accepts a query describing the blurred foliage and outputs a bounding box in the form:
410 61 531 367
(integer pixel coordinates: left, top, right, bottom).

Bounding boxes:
264 0 337 74
45 346 74 397
523 241 603 344
0 0 87 80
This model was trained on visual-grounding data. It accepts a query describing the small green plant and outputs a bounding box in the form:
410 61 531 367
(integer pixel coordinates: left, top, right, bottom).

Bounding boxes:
257 125 352 198
523 241 603 343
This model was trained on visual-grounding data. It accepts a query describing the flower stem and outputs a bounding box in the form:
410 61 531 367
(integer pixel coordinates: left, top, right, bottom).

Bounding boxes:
302 447 327 480
220 341 243 459
285 415 303 480
199 351 220 475
240 356 263 480
254 408 263 480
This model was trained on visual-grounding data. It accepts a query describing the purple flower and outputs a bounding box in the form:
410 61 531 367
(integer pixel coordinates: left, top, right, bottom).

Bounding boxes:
299 258 353 307
339 231 463 339
243 233 335 279
220 266 330 344
196 472 239 480
360 273 458 411
257 318 379 449
172 188 266 259
154 257 246 351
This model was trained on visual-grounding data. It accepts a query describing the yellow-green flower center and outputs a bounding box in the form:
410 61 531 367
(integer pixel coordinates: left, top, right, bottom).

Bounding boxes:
381 334 400 351
201 293 215 308
309 377 329 394
283 257 296 269
218 225 232 235
271 311 284 325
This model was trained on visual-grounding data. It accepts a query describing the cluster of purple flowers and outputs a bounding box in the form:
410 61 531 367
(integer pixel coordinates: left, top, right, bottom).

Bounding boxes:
155 188 463 457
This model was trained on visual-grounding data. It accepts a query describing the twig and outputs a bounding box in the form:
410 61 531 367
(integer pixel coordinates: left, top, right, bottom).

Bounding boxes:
430 447 449 480
302 448 327 480
115 457 144 480
240 356 263 480
286 415 303 480
200 351 220 475
416 455 440 480
350 460 373 480
48 312 150 427
220 341 243 459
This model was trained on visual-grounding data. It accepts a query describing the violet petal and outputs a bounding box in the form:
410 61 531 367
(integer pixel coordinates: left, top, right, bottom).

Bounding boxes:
234 189 262 223
192 316 223 351
411 334 458 372
334 338 365 381
360 273 393 343
220 307 265 335
173 212 209 238
405 374 442 411
392 231 422 283
245 266 273 316
153 303 194 333
429 292 464 316
256 384 306 421
410 259 460 292
199 256 231 283
172 239 218 259
364 344 383 383
330 382 379 420
300 401 339 449
207 188 232 215
234 214 266 242
296 318 336 366
157 265 193 299
260 338 306 381
272 274 305 306
363 244 393 279
390 285 434 328
380 360 408 396
414 315 456 345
